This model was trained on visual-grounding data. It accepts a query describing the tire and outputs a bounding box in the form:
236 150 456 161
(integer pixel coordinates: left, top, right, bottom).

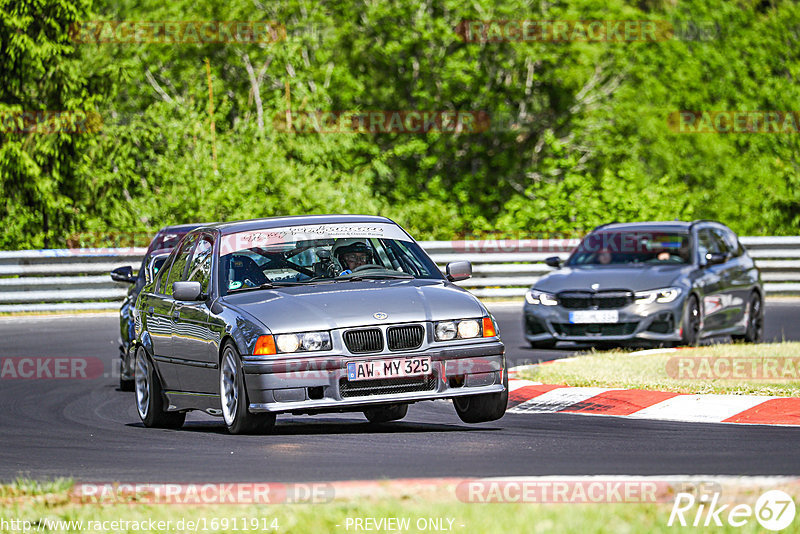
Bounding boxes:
119 348 134 392
135 347 185 429
732 292 764 344
220 342 276 435
453 370 508 424
529 339 557 349
363 404 408 423
679 295 701 347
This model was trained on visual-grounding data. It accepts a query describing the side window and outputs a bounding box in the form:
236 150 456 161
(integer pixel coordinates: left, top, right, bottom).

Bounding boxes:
712 228 733 255
696 229 720 263
164 236 197 296
185 238 214 293
155 254 175 294
721 229 743 257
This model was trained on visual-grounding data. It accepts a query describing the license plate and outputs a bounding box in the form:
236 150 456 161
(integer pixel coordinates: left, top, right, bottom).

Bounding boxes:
569 310 619 324
347 357 431 381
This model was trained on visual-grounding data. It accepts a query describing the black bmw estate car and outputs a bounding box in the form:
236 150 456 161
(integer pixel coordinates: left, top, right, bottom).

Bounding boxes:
524 220 764 348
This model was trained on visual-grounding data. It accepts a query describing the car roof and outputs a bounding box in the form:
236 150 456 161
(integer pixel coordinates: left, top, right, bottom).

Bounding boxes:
591 220 729 233
157 223 211 233
200 214 397 235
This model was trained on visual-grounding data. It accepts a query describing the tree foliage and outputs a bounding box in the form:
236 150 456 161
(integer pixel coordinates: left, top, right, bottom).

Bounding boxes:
2 0 799 248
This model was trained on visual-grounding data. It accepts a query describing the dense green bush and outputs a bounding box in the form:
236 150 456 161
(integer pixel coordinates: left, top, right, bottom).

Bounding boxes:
1 0 799 248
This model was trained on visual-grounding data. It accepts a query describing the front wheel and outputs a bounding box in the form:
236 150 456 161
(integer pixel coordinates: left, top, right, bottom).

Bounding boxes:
453 371 508 424
732 292 764 343
220 343 276 435
135 347 185 429
679 295 701 347
363 404 408 423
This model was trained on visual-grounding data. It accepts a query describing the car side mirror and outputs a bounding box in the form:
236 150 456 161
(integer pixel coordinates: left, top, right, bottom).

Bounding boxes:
173 281 203 301
544 256 562 269
705 252 727 266
446 261 472 282
110 266 136 284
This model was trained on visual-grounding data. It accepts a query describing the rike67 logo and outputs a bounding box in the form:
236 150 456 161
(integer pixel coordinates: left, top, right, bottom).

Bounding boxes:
669 489 796 531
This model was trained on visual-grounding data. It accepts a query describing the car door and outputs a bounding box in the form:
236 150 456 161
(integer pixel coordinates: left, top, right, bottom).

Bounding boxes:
171 235 218 393
151 236 196 390
695 227 729 333
713 227 748 328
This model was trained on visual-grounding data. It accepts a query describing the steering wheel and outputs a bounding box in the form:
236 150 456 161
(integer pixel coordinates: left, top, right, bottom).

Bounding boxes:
352 264 384 273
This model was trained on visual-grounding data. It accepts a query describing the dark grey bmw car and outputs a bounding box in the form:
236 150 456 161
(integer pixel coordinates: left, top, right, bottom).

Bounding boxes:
524 220 764 348
133 215 506 433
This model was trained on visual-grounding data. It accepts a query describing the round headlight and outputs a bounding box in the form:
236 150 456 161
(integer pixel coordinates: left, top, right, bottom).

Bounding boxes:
301 332 324 351
457 319 480 339
276 334 300 353
436 321 457 340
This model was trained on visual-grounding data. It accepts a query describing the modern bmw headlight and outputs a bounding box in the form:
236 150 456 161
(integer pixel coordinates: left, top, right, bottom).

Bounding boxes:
525 289 558 306
634 287 682 304
434 318 496 340
274 331 332 353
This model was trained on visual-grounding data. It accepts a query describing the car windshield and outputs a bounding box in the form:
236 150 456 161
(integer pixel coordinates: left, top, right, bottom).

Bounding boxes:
567 231 691 266
219 222 442 294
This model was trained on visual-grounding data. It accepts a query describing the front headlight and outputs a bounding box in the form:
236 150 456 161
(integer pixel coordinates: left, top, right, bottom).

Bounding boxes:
435 318 487 340
274 331 332 353
525 289 558 306
634 287 682 304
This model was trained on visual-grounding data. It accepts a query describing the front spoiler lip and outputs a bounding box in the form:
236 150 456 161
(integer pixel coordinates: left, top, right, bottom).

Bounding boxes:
249 384 505 413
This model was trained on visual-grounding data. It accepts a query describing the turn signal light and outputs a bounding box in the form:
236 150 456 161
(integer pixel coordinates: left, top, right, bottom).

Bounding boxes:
254 335 277 355
482 317 497 337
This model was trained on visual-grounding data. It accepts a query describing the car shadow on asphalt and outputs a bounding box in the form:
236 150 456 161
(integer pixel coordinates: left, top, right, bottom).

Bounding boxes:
126 419 500 435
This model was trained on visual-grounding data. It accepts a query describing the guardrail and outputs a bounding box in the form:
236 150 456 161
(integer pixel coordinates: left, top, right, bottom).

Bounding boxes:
0 237 798 312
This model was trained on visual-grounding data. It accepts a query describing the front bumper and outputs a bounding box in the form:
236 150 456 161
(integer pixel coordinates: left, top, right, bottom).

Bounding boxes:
241 340 505 414
523 299 686 345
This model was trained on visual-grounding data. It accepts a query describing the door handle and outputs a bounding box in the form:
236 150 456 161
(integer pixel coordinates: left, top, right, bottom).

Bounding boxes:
172 309 180 321
147 306 154 316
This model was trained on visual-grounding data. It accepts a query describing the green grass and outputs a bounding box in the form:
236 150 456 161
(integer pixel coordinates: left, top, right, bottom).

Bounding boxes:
1 480 795 533
518 342 800 396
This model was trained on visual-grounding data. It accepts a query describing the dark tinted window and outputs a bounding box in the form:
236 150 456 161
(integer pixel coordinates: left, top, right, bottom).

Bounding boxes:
185 238 214 293
154 253 176 295
164 236 197 296
567 231 691 266
697 228 725 263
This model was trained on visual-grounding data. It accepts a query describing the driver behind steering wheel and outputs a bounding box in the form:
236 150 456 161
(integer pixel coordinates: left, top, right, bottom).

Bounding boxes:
333 241 374 275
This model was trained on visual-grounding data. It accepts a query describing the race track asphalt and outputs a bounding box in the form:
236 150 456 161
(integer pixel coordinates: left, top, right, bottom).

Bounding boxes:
0 302 798 482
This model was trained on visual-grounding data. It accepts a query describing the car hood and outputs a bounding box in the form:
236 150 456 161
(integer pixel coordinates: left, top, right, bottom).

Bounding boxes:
534 265 691 293
221 279 486 333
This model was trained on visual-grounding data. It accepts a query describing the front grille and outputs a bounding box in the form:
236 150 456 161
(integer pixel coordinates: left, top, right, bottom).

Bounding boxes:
339 374 437 398
387 325 424 351
553 322 638 337
344 328 383 353
557 291 634 310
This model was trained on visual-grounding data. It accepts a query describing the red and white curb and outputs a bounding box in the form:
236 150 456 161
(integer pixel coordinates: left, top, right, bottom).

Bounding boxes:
506 378 800 426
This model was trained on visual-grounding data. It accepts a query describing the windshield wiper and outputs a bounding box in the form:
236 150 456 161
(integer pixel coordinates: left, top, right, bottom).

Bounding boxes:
340 273 414 281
